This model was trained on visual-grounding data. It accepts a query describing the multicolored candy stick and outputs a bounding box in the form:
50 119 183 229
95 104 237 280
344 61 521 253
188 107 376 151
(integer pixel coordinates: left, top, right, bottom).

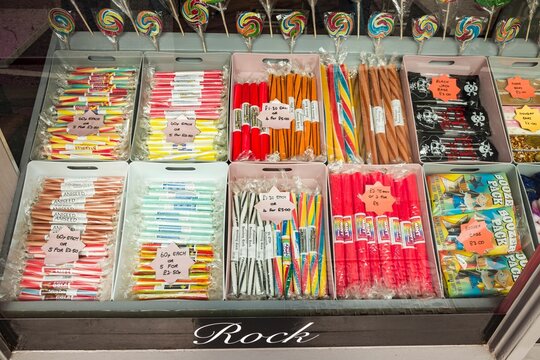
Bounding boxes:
48 8 75 50
259 0 276 37
474 0 513 41
324 12 353 55
236 11 264 52
136 11 163 50
455 16 485 55
412 15 439 54
69 0 93 34
112 0 139 35
278 11 307 53
182 0 210 52
526 0 538 41
367 12 394 54
494 17 522 56
392 0 413 39
436 0 458 40
203 0 230 37
307 0 318 38
96 8 125 51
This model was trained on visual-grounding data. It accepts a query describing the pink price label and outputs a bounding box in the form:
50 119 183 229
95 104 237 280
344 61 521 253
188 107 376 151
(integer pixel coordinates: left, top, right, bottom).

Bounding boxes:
359 182 396 215
41 226 85 266
149 243 195 284
165 115 201 145
254 186 294 224
68 110 104 136
257 100 292 129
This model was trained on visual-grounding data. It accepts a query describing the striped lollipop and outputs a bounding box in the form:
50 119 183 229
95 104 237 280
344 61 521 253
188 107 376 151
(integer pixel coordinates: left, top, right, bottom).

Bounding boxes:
494 17 522 55
367 12 394 54
324 12 353 39
96 8 124 50
236 11 264 52
455 16 485 55
278 11 307 53
412 15 439 54
182 0 210 52
48 8 75 49
136 11 163 50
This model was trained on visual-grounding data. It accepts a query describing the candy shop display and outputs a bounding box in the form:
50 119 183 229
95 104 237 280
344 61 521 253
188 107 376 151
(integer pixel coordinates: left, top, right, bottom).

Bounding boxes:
329 165 438 299
277 11 307 53
132 53 228 162
412 15 439 54
182 0 210 53
96 8 125 50
203 0 230 37
135 11 163 51
236 11 264 52
455 16 485 55
494 17 521 56
113 163 226 301
367 12 394 54
48 8 76 50
227 163 331 300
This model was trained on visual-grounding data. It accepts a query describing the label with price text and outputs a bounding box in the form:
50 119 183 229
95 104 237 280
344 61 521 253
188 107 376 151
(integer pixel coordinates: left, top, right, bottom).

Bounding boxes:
429 74 460 103
149 243 195 284
359 182 395 216
457 218 494 254
254 186 294 224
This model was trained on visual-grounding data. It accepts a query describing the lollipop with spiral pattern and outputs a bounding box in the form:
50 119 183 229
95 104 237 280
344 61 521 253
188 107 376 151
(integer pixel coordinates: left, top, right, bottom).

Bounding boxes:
182 0 210 52
494 17 521 56
136 11 163 51
48 8 75 50
96 8 125 50
412 15 439 54
367 12 394 54
236 11 264 52
454 16 485 55
324 12 354 55
278 11 307 53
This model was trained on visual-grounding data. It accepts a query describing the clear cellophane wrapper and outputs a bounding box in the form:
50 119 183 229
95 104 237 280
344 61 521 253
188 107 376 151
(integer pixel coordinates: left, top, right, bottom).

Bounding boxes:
35 64 138 161
117 179 224 301
228 174 329 300
133 65 229 162
0 176 124 301
328 163 437 300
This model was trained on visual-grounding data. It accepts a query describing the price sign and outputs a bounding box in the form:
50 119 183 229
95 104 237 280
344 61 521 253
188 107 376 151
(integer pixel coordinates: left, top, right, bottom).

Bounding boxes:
41 226 85 265
149 243 195 284
514 105 540 132
257 100 292 129
254 186 294 224
505 76 535 99
457 218 494 254
165 115 201 145
68 110 104 136
428 74 460 102
359 182 395 215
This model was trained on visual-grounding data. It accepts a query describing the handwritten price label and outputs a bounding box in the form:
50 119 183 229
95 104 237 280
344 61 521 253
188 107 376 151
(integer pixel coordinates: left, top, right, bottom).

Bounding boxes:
428 74 460 102
41 226 85 265
257 100 292 129
505 76 535 99
149 243 195 284
359 182 395 215
254 186 294 224
457 218 494 254
165 115 201 145
68 110 104 136
514 105 540 132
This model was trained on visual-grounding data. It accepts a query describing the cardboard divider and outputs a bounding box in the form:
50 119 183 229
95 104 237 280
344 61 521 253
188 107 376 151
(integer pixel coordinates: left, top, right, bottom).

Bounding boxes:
131 52 231 162
400 55 512 164
0 161 129 301
228 53 327 163
516 164 540 247
226 162 335 299
326 164 444 299
113 161 228 300
30 50 143 162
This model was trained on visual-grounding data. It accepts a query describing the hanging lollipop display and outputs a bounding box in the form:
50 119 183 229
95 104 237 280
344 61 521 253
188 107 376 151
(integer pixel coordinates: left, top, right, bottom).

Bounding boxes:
367 12 395 54
48 8 75 49
112 0 139 35
494 17 521 56
159 0 185 35
412 15 439 54
96 8 125 50
182 0 210 52
203 1 230 37
455 16 485 55
278 11 307 53
307 0 318 37
526 0 538 41
259 0 276 37
392 0 413 39
69 0 93 34
474 0 513 41
324 11 354 55
136 10 163 50
436 0 458 40
236 11 264 52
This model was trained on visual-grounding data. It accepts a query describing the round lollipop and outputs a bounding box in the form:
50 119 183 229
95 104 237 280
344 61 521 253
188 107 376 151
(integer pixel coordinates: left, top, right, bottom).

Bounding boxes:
436 0 458 40
412 15 439 54
136 11 163 50
474 0 513 41
278 11 307 53
182 0 210 52
526 0 538 41
455 16 485 55
236 11 264 52
259 0 276 37
367 12 394 54
494 17 521 56
203 1 230 37
96 8 125 50
324 12 354 55
48 8 75 50
307 0 318 38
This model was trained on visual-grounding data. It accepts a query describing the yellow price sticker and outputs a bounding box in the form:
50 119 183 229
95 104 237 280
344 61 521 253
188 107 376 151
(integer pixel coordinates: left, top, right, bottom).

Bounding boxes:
515 105 540 133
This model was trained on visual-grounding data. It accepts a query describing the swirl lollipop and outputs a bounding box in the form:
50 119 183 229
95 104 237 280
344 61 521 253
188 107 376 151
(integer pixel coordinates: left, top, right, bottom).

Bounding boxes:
96 8 125 50
182 0 210 52
324 12 353 55
436 0 458 40
494 17 522 56
48 8 75 50
526 1 538 41
203 0 230 37
367 12 394 54
278 11 307 53
455 16 485 55
236 11 264 52
412 15 439 54
136 11 163 50
259 0 276 37
474 0 512 41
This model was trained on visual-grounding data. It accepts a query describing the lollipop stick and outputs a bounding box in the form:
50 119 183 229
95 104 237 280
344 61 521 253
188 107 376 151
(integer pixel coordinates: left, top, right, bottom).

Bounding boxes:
70 0 93 35
526 16 533 42
498 42 506 56
219 4 230 37
357 3 361 38
266 1 273 37
400 0 404 39
197 27 207 52
168 0 185 35
120 0 139 35
311 5 317 38
484 9 494 41
417 41 424 55
443 2 449 41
